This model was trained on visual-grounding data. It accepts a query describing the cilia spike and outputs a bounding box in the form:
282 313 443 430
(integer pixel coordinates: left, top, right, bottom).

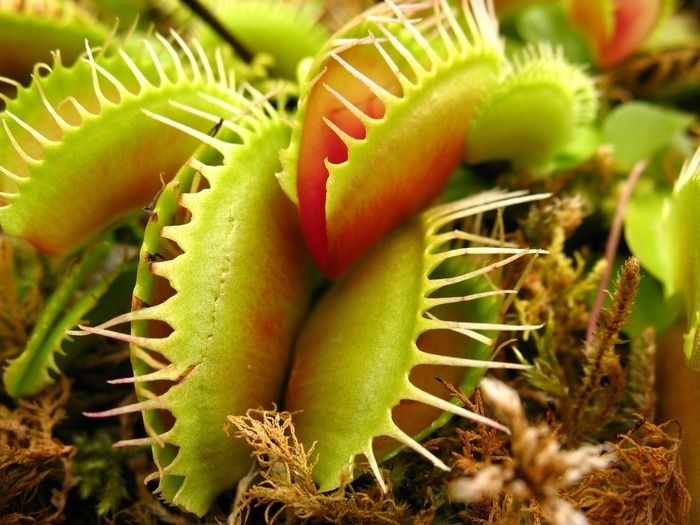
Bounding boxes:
285 190 546 491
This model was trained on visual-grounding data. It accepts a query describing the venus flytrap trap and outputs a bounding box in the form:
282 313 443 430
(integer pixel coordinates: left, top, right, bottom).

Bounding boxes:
285 190 547 492
465 43 598 167
281 0 596 278
0 31 246 256
280 0 507 278
70 95 313 516
492 0 677 76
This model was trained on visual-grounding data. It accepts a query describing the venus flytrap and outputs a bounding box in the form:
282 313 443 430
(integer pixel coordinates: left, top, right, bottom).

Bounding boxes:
281 0 596 278
0 0 610 518
70 96 313 516
0 32 245 256
617 102 697 338
0 0 693 521
285 190 547 492
466 43 598 167
624 146 700 368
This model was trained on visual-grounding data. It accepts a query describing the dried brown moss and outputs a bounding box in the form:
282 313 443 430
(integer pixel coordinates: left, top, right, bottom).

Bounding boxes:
448 379 611 525
599 46 700 102
512 197 662 444
0 235 42 363
0 378 73 525
565 419 690 525
227 408 413 525
514 197 606 402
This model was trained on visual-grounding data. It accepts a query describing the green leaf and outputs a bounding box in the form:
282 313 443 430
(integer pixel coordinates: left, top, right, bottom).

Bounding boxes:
603 101 695 167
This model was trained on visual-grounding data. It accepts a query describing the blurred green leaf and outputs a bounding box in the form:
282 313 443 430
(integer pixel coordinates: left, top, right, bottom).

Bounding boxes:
550 125 601 170
624 181 671 283
603 101 695 167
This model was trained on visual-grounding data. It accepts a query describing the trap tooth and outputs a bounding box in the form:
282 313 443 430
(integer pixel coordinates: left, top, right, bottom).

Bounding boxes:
108 364 186 385
74 325 170 354
83 397 166 418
